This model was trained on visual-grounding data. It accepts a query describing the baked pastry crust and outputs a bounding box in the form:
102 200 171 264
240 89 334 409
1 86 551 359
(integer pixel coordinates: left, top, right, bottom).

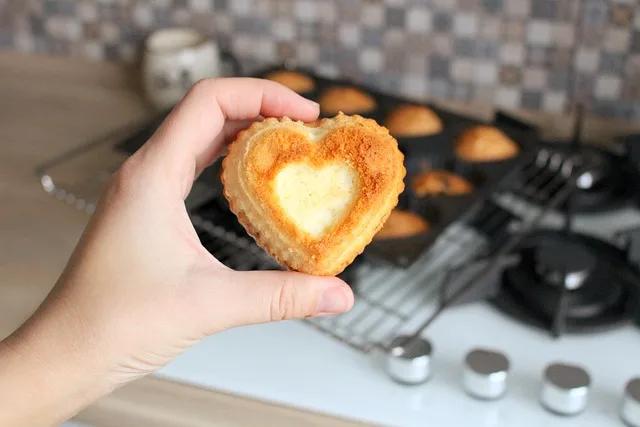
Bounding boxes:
221 113 406 276
265 70 315 93
384 104 443 137
319 87 377 116
374 209 430 240
411 170 473 197
455 125 519 162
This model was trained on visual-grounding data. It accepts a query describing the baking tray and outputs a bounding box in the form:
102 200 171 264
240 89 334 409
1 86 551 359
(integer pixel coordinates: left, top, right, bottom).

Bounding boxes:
113 67 542 269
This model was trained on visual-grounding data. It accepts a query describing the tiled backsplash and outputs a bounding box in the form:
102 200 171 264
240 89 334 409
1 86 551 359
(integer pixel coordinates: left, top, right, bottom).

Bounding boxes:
3 0 640 119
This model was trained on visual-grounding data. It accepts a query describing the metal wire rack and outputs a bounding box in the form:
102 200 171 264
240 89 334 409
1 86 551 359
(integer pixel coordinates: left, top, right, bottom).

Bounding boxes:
187 147 589 353
36 115 589 354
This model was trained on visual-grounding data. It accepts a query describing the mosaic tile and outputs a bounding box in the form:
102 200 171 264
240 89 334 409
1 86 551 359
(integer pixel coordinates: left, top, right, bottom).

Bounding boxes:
504 0 531 18
549 48 572 70
611 3 634 27
499 65 521 85
530 0 557 20
453 13 479 38
432 12 452 32
5 0 640 119
456 0 480 12
575 48 600 73
385 7 405 28
362 3 384 28
581 0 609 27
405 7 432 33
499 43 525 65
595 75 622 100
494 86 521 109
553 23 575 48
431 34 452 56
521 90 542 109
429 55 451 79
526 20 553 47
541 91 566 113
480 0 503 14
522 68 547 90
600 52 626 75
451 57 474 82
603 28 631 52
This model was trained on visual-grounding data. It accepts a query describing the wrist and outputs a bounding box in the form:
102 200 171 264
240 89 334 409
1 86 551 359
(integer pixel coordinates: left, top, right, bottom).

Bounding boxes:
0 297 115 427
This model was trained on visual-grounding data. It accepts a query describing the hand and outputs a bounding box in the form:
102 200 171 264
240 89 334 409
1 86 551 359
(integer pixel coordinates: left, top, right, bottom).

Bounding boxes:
0 78 354 427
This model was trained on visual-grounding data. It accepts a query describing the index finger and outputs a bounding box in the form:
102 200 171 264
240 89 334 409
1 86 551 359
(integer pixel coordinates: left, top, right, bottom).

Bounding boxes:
146 78 320 191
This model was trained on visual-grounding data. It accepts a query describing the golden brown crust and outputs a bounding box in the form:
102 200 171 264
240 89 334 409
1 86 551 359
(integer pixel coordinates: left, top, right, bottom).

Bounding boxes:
411 170 474 197
384 104 443 137
374 209 430 240
221 113 406 276
318 87 377 116
264 70 315 93
455 125 520 162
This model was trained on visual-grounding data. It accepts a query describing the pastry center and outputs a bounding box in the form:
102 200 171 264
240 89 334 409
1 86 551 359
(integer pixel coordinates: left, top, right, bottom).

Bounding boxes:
273 162 359 238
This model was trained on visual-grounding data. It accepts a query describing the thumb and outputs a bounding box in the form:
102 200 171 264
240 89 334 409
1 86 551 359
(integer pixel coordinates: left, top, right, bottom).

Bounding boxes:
202 269 354 330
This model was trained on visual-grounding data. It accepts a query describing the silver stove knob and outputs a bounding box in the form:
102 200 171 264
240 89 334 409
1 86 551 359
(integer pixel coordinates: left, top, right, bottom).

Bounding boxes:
540 362 590 415
621 378 640 427
463 348 510 400
385 335 432 385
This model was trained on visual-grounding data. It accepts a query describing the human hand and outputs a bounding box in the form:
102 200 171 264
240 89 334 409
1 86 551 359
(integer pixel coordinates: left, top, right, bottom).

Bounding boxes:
0 78 354 427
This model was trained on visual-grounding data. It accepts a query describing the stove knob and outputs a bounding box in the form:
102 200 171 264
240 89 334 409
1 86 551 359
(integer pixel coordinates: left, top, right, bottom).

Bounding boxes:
540 362 590 416
463 348 510 400
385 335 432 385
621 378 640 427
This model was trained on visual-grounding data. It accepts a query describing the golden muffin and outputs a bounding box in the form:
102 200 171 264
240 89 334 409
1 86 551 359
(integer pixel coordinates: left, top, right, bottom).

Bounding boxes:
222 113 405 276
384 104 443 137
319 86 377 116
411 170 474 197
455 126 520 162
374 209 430 240
265 70 315 93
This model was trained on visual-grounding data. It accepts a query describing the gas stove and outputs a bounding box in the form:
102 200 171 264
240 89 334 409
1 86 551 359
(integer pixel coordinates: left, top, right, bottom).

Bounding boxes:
38 109 640 426
159 119 640 426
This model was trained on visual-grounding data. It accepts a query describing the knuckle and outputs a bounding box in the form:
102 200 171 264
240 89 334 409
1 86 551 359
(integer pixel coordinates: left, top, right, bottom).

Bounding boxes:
106 159 137 200
189 77 220 96
270 279 298 322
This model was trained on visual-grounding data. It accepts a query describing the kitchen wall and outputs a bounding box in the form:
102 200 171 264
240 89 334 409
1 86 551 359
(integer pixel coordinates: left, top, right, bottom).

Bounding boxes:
3 0 640 119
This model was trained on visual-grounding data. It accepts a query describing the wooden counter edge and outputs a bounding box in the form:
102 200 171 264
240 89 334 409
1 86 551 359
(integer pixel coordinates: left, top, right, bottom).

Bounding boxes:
75 376 370 427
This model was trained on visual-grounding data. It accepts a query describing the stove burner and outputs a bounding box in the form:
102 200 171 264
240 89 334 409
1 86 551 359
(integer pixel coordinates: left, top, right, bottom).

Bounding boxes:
533 241 595 290
534 144 632 213
574 149 609 190
491 230 637 335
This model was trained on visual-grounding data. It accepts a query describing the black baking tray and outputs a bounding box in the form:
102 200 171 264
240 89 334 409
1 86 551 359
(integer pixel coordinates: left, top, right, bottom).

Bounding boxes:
113 66 542 270
245 66 543 267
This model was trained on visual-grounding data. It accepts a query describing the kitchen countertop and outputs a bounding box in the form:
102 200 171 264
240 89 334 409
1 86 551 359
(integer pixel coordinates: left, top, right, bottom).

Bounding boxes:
1 51 639 427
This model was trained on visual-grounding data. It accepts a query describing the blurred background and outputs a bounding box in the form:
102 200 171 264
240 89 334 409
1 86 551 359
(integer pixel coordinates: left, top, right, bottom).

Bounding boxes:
2 0 639 117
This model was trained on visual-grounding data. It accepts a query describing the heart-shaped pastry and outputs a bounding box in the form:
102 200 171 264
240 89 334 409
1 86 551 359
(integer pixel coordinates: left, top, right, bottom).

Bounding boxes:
221 113 406 276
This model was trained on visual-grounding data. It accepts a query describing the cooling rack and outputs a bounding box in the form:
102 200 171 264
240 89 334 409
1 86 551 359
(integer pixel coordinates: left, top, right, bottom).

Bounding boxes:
36 112 587 354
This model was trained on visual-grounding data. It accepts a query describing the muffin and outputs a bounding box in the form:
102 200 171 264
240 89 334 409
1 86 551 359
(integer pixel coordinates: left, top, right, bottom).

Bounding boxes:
374 209 430 240
319 86 377 116
411 170 474 197
265 70 315 94
384 104 443 138
455 126 520 163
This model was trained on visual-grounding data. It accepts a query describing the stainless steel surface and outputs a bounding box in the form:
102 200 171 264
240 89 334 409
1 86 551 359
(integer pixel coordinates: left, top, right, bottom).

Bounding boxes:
621 378 640 427
463 348 509 400
384 336 433 385
540 362 590 415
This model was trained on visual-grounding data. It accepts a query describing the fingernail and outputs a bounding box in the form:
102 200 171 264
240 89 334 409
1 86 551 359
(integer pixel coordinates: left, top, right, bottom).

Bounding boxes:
316 286 350 315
